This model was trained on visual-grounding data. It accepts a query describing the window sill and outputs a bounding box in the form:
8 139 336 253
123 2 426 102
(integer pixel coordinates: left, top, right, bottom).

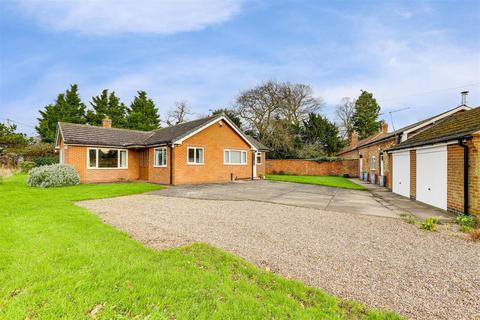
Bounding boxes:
187 163 204 166
87 167 129 170
153 165 167 168
224 163 248 166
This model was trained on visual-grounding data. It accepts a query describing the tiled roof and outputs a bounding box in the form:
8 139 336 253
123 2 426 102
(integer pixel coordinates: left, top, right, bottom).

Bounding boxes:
389 106 480 151
337 131 386 154
58 123 152 147
246 135 269 151
338 105 471 153
58 114 267 151
143 114 221 145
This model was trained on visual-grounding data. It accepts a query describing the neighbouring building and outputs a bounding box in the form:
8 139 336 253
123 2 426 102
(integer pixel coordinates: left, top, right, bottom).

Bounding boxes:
388 106 480 216
55 114 269 184
338 102 471 189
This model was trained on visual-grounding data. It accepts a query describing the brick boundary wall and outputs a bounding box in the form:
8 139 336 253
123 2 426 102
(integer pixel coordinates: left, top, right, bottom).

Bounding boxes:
266 159 359 177
410 150 416 200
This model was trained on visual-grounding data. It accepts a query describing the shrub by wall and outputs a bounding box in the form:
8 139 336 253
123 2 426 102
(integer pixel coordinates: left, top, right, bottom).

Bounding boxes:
31 156 58 166
28 164 80 188
19 161 35 173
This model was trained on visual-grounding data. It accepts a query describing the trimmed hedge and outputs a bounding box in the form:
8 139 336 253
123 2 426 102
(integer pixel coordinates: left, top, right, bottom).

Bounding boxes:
27 164 80 188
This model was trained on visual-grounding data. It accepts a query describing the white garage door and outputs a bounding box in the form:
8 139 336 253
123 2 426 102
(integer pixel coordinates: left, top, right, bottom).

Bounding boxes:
416 146 447 210
392 151 410 198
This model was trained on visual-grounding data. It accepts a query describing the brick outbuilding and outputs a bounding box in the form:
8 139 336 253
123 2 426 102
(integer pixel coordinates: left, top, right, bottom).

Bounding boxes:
388 107 480 216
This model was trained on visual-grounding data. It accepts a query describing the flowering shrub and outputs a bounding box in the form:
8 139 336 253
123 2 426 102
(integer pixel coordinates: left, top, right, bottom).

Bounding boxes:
27 164 80 188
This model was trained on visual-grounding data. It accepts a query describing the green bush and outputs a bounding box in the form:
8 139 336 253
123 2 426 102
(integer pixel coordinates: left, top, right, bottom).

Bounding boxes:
312 156 348 162
20 160 36 173
419 217 439 232
32 156 58 166
27 164 80 188
22 142 55 157
455 214 478 232
400 213 416 224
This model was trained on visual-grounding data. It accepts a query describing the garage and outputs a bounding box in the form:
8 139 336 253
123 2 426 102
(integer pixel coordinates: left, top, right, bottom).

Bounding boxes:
392 151 410 198
416 146 447 210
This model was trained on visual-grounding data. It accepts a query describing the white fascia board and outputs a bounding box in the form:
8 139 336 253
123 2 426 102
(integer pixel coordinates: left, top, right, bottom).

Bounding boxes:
54 123 64 149
173 116 258 151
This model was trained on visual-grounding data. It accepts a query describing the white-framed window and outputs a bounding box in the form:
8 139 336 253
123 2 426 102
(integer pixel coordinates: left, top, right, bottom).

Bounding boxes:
187 147 204 165
87 148 128 169
255 152 262 165
371 156 376 170
154 147 167 167
59 148 64 164
224 149 247 165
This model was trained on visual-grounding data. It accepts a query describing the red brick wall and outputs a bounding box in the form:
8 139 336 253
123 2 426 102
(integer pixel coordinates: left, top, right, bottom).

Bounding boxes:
172 120 254 184
63 142 140 183
255 152 267 177
410 150 416 199
448 136 480 216
266 159 358 177
338 149 359 159
358 138 396 187
147 147 171 184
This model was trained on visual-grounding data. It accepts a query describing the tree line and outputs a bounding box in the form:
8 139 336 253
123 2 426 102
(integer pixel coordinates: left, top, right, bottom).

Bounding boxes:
31 81 382 158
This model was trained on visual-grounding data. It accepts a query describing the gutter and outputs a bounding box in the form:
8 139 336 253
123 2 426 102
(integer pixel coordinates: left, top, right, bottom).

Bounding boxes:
458 139 469 215
387 133 473 153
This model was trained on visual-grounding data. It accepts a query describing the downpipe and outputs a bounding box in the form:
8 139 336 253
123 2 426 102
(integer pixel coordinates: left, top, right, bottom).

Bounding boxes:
458 139 469 215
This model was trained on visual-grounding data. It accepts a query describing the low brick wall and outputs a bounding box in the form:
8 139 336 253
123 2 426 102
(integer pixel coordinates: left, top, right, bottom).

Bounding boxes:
266 159 359 177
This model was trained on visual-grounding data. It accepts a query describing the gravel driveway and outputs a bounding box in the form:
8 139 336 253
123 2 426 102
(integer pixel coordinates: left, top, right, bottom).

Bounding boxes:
79 195 480 320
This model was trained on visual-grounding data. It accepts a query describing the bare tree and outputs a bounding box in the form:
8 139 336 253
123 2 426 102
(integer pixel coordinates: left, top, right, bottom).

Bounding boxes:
165 101 193 126
235 81 322 140
278 82 323 126
335 97 355 141
235 81 281 140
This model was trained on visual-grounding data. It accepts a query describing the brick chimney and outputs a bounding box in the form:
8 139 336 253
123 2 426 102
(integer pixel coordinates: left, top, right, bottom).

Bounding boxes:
381 122 388 134
350 131 358 147
102 116 112 128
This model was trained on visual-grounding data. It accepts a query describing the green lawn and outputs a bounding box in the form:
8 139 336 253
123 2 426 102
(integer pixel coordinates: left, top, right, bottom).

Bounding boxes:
0 175 398 319
267 175 366 190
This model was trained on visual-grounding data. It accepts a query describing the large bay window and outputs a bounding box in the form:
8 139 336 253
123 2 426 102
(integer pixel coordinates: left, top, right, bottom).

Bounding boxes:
224 149 247 165
87 148 128 169
154 147 167 167
187 147 204 165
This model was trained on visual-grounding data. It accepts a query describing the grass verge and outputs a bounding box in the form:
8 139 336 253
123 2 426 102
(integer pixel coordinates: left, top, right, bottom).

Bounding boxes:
266 174 366 190
0 174 399 319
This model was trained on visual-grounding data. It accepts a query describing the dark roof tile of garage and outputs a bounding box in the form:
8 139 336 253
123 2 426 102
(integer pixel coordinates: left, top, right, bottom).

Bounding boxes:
388 106 480 151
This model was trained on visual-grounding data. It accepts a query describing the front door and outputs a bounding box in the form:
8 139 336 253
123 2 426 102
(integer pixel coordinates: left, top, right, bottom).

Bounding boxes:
139 149 149 180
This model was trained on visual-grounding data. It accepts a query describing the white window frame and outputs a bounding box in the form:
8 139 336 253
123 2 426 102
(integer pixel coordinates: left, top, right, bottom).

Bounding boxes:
87 147 128 169
187 147 204 165
224 149 248 165
154 147 167 167
371 156 376 170
255 152 262 165
59 148 65 164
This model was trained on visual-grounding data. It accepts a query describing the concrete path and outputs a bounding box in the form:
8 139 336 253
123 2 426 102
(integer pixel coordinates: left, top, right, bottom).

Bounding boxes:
148 180 401 218
351 178 452 221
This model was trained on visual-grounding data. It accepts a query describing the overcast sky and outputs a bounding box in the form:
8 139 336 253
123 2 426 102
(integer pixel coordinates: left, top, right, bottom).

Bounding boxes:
1 0 479 136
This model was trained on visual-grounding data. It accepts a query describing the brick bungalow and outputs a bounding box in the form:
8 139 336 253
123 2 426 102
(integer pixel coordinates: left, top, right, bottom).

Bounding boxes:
55 114 268 184
337 105 470 189
388 107 480 216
